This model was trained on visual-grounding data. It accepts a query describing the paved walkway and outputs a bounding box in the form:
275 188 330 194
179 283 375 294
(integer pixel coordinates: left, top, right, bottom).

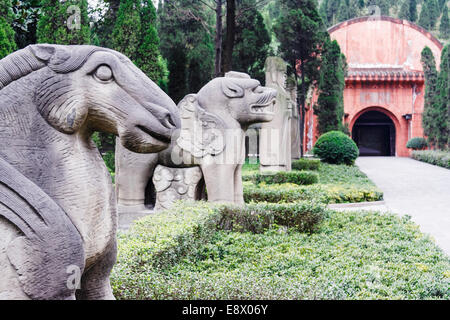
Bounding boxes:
356 157 450 256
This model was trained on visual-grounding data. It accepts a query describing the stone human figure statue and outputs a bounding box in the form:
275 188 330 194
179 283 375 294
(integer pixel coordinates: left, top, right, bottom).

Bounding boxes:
287 76 301 160
259 57 292 172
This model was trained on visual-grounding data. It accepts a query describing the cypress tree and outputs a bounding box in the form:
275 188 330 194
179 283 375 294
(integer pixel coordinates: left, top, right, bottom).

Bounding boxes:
168 46 188 104
440 5 449 39
419 0 433 29
111 0 141 60
314 39 346 135
435 45 449 148
336 0 349 22
0 0 16 58
410 0 418 22
399 0 411 21
274 0 328 157
37 0 91 45
421 46 440 146
231 1 271 83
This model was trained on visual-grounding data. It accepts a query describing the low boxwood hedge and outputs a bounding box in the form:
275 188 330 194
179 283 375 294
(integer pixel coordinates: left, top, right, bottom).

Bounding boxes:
243 170 319 185
412 150 450 169
291 158 321 171
243 183 383 204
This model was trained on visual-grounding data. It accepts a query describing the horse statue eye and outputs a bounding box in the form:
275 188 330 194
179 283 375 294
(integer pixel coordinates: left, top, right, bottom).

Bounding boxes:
94 65 113 82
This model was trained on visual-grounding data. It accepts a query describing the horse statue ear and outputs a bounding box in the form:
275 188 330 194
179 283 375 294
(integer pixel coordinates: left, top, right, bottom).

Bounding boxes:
29 44 56 62
176 94 226 158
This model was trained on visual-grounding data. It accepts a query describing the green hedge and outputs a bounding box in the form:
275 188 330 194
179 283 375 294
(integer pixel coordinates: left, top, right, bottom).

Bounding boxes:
218 201 326 234
243 183 383 204
412 150 450 169
243 170 319 185
292 158 321 171
406 137 428 150
113 209 450 300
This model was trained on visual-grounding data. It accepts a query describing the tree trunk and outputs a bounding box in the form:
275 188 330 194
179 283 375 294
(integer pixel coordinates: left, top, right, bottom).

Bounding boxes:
215 0 223 77
223 0 236 73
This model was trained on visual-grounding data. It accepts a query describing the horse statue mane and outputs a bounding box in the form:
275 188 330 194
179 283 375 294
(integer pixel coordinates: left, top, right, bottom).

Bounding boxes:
0 44 179 300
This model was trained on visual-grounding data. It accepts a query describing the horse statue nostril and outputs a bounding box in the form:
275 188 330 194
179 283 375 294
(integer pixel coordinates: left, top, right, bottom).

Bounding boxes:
163 114 177 130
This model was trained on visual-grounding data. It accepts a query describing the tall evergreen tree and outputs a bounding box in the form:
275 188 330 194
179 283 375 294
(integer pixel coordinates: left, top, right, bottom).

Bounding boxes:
158 0 214 99
231 1 271 83
440 5 449 39
0 0 16 58
111 0 141 59
435 45 449 148
419 0 434 29
274 0 328 157
314 39 346 135
37 0 91 45
421 46 440 146
410 0 418 22
399 0 411 21
337 0 350 22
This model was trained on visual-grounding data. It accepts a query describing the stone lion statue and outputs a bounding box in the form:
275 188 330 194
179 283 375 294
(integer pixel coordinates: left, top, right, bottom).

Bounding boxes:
116 71 277 211
0 44 179 299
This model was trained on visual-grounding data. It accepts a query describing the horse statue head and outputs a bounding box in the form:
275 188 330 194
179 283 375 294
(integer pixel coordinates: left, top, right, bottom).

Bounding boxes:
0 44 180 300
0 44 180 153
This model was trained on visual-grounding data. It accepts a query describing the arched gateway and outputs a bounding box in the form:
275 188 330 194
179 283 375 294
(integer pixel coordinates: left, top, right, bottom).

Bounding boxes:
304 16 443 157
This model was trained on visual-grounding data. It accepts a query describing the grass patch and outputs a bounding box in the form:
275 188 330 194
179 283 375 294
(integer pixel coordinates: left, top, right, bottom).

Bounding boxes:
112 209 450 300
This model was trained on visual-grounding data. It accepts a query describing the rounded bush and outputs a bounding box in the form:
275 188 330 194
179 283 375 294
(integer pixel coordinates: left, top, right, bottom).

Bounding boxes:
406 137 428 150
313 131 359 165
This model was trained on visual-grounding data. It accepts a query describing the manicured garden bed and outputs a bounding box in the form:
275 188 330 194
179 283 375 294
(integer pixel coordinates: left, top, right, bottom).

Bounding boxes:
411 150 450 169
242 160 383 204
111 203 450 300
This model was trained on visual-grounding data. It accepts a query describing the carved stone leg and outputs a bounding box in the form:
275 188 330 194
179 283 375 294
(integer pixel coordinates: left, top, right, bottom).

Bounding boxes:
76 242 117 300
153 165 203 211
234 164 245 205
202 164 236 203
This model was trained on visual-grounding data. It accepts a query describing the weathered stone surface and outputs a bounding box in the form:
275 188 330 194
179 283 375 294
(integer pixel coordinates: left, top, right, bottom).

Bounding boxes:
0 44 179 299
287 76 301 160
116 71 277 210
153 165 203 211
259 57 292 172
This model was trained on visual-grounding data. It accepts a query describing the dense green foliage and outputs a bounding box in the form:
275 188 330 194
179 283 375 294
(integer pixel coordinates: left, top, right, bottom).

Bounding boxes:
313 131 359 165
157 0 214 101
230 0 272 83
314 39 346 135
0 0 17 58
412 150 450 168
440 5 449 38
112 205 450 299
243 170 319 186
242 162 384 204
37 0 91 45
274 0 327 156
291 158 321 171
421 46 449 149
406 137 429 150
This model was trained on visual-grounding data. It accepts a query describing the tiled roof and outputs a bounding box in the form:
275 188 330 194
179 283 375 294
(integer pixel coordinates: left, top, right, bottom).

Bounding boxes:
346 68 424 81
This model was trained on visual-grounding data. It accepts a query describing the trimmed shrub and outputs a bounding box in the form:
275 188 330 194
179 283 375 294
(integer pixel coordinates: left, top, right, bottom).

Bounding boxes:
313 131 359 165
218 201 327 234
292 158 321 171
412 150 450 169
406 137 428 150
243 170 319 185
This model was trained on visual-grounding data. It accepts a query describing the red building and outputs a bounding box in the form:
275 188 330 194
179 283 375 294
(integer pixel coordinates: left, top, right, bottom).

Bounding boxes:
304 16 443 157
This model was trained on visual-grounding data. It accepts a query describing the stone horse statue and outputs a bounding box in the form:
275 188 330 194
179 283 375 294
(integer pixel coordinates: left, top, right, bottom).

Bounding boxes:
116 72 277 211
0 44 179 299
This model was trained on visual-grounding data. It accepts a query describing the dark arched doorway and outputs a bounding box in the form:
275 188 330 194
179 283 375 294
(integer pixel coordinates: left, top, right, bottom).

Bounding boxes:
352 111 396 156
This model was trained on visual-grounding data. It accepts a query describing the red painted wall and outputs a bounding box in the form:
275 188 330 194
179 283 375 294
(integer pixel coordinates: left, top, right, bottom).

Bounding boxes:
304 16 443 157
